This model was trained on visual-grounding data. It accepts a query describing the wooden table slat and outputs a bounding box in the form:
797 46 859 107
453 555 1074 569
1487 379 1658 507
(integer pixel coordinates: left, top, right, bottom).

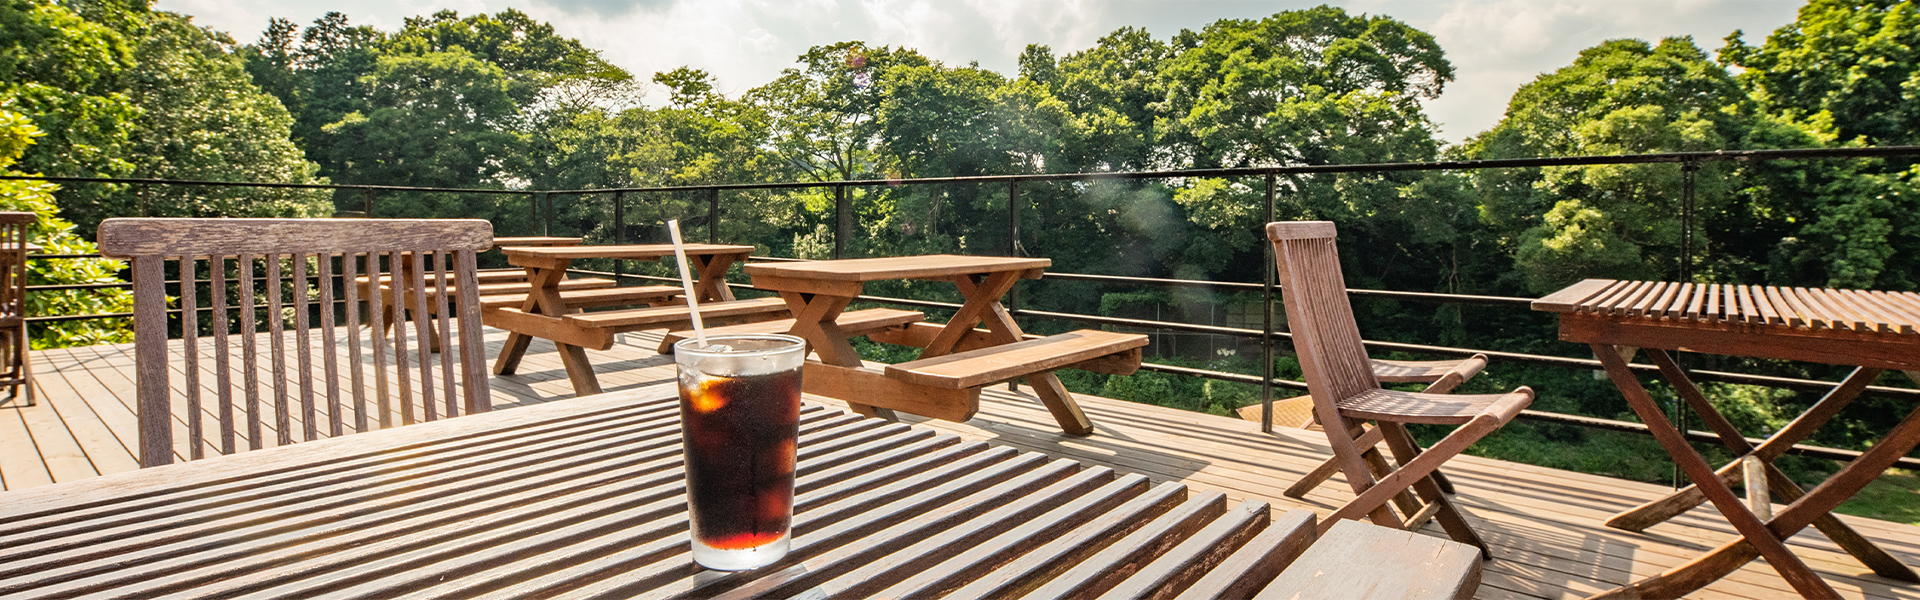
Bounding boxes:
1094 499 1274 600
0 378 1480 599
940 481 1191 599
869 473 1155 598
744 254 1050 282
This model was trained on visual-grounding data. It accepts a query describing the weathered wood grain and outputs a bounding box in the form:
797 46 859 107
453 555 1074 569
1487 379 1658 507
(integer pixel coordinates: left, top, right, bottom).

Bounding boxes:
1255 519 1482 600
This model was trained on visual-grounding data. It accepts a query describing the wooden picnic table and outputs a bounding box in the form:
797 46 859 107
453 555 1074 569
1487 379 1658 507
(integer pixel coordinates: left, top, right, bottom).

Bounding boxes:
743 255 1146 436
1533 279 1920 599
488 243 784 396
0 383 1481 600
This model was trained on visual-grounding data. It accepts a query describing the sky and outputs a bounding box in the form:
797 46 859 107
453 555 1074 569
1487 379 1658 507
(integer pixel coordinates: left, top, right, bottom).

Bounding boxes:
156 0 1809 143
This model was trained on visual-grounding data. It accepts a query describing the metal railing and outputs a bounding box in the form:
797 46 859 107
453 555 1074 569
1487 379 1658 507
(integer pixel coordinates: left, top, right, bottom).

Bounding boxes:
10 143 1920 473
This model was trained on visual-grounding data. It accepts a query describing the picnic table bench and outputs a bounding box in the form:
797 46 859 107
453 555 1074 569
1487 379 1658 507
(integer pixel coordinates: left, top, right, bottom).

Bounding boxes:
742 255 1147 435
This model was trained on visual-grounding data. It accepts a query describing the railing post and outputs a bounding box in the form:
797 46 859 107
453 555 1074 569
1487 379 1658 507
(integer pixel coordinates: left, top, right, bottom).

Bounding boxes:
1672 159 1699 489
526 193 539 235
1008 180 1022 392
1261 173 1277 433
1008 181 1020 305
538 191 552 237
612 191 626 281
708 188 719 244
834 185 850 259
361 189 374 217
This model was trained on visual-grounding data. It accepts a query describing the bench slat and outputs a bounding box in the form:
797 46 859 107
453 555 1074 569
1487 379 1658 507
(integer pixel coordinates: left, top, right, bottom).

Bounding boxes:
564 296 789 329
479 285 680 310
660 308 924 350
361 276 616 296
473 269 527 284
886 330 1147 389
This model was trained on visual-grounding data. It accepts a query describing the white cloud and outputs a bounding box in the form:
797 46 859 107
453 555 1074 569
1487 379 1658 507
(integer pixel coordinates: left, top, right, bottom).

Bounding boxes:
158 0 1808 143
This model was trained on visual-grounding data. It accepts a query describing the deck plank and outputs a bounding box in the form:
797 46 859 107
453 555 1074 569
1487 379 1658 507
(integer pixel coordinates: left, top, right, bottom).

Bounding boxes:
1 327 1918 599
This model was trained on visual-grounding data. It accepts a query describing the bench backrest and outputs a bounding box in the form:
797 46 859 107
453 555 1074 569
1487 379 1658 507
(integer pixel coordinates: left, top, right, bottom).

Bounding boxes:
98 218 495 467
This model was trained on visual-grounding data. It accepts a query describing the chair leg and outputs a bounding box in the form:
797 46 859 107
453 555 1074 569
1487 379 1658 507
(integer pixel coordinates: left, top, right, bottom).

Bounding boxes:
1378 421 1491 558
1290 423 1454 498
1327 420 1404 530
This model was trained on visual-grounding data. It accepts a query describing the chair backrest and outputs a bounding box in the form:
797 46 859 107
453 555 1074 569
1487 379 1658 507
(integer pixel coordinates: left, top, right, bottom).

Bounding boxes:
0 212 32 323
1267 221 1380 411
98 218 495 467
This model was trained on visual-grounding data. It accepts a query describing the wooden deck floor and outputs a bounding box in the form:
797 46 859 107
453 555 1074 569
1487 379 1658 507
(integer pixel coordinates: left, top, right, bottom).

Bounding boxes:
3 328 1918 599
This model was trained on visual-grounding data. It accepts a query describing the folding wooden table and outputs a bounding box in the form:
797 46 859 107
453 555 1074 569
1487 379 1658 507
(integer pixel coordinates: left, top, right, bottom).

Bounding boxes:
0 383 1481 599
1534 279 1920 598
490 244 756 395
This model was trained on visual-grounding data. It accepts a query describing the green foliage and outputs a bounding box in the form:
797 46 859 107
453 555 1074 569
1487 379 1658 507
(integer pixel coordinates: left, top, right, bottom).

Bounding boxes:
0 109 131 348
102 12 330 225
0 0 139 181
1722 0 1920 146
1464 38 1758 294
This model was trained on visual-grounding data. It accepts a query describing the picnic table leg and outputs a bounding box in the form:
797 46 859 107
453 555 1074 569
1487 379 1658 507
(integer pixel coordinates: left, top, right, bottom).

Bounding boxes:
1587 343 1838 599
955 274 1095 436
492 332 533 375
779 291 894 419
691 253 739 302
500 263 604 396
1022 373 1093 436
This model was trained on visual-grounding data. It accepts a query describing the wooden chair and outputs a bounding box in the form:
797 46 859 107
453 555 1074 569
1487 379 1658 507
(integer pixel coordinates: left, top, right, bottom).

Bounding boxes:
1268 221 1532 557
0 212 31 406
97 218 496 467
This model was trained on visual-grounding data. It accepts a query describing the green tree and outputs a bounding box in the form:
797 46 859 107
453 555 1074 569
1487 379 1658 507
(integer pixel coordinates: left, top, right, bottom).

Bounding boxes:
1720 0 1920 289
1150 7 1458 288
320 49 523 187
0 109 132 348
747 42 929 183
1722 0 1920 146
0 0 138 178
1462 38 1768 293
1044 27 1171 172
81 11 330 226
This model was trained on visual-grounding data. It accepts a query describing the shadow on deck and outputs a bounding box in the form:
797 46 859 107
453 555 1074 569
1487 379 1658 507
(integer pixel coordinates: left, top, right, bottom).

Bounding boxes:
2 328 1918 599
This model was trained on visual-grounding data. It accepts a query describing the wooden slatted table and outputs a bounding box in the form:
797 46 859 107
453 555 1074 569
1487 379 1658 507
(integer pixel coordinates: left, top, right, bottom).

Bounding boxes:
0 383 1477 599
489 244 775 396
1533 279 1920 599
744 255 1145 436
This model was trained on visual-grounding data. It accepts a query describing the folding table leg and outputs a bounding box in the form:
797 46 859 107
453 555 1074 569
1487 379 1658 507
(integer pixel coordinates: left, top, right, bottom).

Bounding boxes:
1588 344 1837 599
1598 394 1920 599
1603 363 1915 579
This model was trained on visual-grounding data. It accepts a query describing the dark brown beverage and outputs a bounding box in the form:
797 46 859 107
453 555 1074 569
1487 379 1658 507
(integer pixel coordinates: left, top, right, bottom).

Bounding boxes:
674 334 806 570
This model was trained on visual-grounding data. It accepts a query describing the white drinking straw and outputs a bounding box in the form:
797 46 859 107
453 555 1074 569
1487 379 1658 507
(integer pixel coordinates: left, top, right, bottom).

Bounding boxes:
666 220 709 348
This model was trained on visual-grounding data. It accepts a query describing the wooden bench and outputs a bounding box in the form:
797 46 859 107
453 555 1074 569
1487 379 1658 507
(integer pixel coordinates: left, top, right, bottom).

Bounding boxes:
478 285 681 310
563 296 789 331
886 329 1148 389
657 307 925 352
473 269 530 285
358 275 618 298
